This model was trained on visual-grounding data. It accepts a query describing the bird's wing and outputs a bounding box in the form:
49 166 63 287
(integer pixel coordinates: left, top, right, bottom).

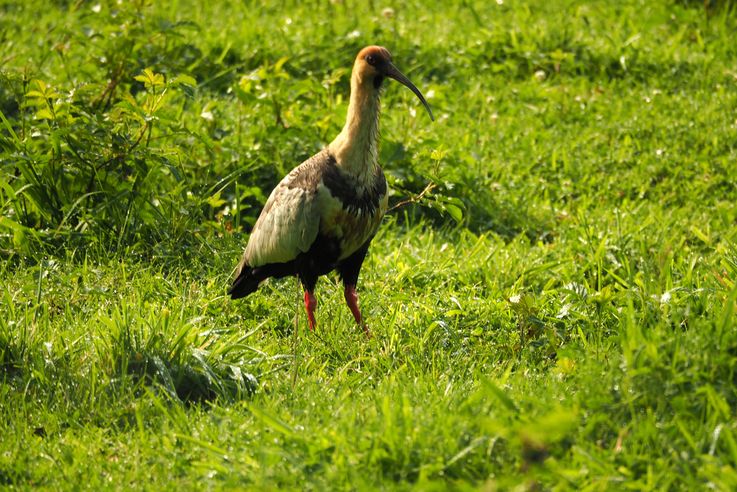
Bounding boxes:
239 151 329 270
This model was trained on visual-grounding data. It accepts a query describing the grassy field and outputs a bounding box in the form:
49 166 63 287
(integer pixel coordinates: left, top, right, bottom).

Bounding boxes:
2 0 737 489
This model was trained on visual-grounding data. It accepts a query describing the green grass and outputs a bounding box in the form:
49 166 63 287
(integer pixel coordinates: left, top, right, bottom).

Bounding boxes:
2 0 737 489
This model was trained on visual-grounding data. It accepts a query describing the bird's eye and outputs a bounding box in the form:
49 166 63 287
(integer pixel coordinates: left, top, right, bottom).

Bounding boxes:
365 54 376 66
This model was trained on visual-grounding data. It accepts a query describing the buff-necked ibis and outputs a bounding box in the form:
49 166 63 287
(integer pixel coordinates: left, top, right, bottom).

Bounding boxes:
229 46 433 335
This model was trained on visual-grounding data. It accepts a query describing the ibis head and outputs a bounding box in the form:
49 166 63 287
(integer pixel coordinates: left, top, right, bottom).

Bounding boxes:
353 45 434 121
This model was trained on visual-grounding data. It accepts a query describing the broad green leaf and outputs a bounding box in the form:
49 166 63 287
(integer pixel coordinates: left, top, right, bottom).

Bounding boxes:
445 203 463 223
171 74 197 87
35 108 54 120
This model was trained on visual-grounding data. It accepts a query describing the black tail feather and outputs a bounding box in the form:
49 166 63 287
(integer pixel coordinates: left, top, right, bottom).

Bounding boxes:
228 261 297 300
228 268 261 299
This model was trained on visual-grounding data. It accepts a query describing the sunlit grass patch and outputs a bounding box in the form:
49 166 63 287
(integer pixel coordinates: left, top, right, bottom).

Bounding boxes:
2 0 737 489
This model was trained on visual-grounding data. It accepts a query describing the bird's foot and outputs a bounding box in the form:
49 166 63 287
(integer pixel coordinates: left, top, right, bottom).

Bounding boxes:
344 285 362 324
304 290 317 331
344 285 370 337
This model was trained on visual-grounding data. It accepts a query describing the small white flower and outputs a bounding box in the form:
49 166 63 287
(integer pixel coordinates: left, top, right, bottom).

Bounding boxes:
556 303 571 319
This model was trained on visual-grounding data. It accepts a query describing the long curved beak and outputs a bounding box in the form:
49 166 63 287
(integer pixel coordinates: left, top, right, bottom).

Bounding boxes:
384 63 434 122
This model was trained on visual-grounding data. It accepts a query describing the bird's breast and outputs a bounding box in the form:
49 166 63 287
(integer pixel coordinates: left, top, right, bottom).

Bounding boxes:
322 195 387 259
316 164 388 260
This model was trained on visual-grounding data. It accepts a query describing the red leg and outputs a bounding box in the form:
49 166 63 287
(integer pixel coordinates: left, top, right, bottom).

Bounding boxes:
304 290 317 331
344 284 370 336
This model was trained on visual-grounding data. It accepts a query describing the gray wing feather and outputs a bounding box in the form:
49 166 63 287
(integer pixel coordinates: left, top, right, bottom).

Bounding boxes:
242 183 319 267
238 152 329 270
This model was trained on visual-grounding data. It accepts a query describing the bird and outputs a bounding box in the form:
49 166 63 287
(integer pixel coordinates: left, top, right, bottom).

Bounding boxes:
228 45 434 335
